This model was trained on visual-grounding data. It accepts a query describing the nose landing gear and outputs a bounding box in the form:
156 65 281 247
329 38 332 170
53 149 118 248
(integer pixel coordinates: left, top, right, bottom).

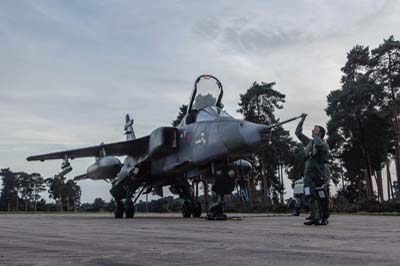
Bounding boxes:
205 174 234 220
172 179 203 218
206 195 227 220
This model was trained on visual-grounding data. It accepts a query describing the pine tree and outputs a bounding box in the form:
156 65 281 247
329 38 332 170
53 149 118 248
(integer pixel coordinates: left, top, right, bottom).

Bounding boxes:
326 44 390 201
370 36 400 188
172 105 188 127
0 168 18 211
238 81 294 208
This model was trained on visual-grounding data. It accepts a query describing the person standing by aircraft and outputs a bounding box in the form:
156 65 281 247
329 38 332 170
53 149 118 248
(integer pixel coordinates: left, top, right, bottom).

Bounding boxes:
295 113 330 226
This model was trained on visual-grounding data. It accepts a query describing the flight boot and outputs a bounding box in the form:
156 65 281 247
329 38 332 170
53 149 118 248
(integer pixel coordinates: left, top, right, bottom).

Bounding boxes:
320 219 329 225
304 219 320 226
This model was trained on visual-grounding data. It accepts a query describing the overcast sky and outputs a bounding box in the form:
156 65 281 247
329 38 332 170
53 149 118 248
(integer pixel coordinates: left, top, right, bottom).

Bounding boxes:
1 0 399 203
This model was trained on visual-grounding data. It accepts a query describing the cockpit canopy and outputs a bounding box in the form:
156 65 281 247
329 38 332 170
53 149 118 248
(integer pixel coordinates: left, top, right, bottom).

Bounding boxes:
188 75 223 112
183 75 229 125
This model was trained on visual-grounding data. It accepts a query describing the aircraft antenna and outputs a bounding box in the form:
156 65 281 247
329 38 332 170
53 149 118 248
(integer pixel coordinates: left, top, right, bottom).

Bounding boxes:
124 114 136 140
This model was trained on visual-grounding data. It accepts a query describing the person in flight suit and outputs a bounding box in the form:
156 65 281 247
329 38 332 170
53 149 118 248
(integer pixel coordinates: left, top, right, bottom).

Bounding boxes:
295 113 330 226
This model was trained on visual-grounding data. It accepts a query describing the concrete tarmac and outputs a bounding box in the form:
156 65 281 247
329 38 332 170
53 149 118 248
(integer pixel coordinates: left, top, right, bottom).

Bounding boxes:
0 213 399 266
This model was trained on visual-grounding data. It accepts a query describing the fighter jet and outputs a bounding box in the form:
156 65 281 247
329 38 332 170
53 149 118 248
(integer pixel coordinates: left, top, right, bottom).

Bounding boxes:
27 75 301 220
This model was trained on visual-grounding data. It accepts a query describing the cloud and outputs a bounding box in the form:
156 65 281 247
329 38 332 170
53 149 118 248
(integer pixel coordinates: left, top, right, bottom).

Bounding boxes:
192 0 397 57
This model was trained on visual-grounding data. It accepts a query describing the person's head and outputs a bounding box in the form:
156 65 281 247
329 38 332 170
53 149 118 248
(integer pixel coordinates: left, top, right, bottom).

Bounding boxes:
312 125 326 139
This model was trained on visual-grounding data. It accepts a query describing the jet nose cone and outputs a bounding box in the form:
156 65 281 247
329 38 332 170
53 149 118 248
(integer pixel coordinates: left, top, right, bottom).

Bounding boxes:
217 121 269 153
239 121 269 148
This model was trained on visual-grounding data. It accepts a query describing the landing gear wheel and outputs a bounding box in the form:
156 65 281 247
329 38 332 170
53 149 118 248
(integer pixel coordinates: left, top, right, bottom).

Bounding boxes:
206 203 227 220
182 201 192 218
114 200 124 219
125 204 135 218
192 202 202 218
292 207 301 216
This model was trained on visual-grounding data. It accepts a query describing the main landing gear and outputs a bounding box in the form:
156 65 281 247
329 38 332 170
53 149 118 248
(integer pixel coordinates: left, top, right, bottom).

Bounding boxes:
114 183 145 219
182 200 202 218
114 200 124 219
114 199 135 219
114 194 134 219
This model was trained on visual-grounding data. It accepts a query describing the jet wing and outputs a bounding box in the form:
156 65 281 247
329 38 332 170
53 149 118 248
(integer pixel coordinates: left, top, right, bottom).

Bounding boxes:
26 136 150 161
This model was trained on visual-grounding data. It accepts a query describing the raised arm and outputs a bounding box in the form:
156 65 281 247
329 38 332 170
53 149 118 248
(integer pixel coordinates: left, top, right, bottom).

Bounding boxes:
295 113 311 146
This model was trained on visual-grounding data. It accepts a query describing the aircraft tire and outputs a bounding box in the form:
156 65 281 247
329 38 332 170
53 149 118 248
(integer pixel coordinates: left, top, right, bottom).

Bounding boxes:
125 206 134 219
192 202 202 218
114 201 124 219
182 201 192 218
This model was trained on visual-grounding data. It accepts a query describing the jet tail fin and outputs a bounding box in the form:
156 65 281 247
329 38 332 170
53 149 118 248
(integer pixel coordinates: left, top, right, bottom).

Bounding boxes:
124 114 136 140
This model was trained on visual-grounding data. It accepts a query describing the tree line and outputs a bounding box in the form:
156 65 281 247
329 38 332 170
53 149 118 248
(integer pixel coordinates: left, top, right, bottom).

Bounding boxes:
327 36 400 206
0 168 81 212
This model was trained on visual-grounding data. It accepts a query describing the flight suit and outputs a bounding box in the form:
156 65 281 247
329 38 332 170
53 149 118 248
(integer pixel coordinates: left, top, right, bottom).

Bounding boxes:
295 118 330 223
319 165 331 222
